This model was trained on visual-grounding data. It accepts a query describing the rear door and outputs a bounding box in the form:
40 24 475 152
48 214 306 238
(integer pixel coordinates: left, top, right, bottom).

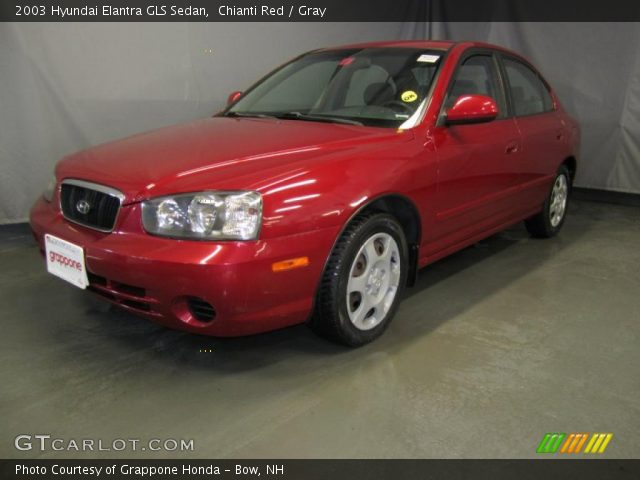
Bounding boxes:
431 50 522 249
499 55 564 210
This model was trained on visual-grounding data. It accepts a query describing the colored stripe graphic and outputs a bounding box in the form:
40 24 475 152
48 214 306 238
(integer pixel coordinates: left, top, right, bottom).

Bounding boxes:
560 433 575 453
536 433 566 453
574 433 589 453
537 433 613 454
584 433 613 454
559 433 589 454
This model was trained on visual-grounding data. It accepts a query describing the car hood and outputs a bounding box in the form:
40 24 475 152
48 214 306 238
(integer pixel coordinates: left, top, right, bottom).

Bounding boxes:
56 117 412 203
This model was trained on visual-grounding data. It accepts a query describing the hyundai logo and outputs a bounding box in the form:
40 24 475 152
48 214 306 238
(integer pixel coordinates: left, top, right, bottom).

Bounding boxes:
76 199 91 215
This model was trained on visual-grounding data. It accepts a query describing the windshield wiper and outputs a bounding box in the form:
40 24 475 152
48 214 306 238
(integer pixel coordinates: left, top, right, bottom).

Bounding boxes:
224 111 277 119
274 111 364 126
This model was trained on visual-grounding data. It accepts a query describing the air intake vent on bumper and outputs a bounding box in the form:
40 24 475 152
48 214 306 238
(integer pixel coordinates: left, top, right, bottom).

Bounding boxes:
187 297 216 323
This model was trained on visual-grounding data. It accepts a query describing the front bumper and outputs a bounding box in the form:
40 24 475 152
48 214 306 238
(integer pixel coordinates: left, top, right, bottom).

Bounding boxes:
30 198 339 336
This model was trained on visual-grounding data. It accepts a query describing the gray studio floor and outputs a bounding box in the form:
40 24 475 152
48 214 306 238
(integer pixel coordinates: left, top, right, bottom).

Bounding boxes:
1 199 638 459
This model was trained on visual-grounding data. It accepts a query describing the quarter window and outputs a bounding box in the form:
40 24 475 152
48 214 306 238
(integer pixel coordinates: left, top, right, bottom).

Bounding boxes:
503 58 553 116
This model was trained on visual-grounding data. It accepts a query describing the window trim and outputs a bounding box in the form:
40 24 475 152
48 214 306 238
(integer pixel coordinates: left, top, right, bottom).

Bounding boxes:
437 48 509 127
498 53 556 119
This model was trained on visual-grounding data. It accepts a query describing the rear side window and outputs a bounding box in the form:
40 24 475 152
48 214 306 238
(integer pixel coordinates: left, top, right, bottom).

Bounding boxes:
444 55 506 117
503 58 553 116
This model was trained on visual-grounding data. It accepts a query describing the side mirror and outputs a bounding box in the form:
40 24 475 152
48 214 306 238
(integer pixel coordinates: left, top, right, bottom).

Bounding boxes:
227 91 243 105
445 94 498 125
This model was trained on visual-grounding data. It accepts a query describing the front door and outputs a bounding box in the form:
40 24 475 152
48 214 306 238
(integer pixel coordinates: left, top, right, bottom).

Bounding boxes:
430 53 522 253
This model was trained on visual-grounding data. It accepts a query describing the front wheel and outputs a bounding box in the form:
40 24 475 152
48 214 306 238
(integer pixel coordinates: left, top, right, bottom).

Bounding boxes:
311 213 408 347
525 165 571 238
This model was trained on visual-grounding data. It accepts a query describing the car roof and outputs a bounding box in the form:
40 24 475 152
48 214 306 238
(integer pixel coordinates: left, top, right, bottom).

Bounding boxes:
320 40 522 57
321 40 456 51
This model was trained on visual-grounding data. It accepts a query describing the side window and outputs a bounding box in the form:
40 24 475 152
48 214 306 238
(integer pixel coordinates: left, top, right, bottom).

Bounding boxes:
444 55 505 116
503 58 553 116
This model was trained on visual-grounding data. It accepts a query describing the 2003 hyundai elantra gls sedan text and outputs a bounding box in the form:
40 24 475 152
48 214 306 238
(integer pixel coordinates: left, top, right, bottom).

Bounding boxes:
30 41 579 346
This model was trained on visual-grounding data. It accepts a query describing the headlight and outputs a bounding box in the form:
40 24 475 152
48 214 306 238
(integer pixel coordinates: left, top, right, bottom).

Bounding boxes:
42 176 57 202
142 191 262 240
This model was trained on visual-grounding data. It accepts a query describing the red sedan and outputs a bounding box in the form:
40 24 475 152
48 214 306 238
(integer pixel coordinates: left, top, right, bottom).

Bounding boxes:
30 41 579 346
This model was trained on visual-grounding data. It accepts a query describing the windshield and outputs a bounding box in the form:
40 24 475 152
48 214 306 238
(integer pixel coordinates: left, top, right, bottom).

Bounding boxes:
223 48 445 128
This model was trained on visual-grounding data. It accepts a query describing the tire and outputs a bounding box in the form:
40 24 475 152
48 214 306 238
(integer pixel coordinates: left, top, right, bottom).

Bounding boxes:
311 212 408 347
525 165 571 238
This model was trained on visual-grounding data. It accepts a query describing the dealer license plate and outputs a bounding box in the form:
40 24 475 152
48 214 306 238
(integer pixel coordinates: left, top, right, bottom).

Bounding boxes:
44 234 89 289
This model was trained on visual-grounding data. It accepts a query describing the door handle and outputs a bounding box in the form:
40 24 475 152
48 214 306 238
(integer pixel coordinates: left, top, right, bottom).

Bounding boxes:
556 131 564 141
505 142 519 154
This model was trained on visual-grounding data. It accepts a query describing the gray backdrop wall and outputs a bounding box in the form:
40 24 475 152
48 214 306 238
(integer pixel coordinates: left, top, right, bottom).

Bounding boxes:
0 22 404 223
403 22 640 196
1 22 639 224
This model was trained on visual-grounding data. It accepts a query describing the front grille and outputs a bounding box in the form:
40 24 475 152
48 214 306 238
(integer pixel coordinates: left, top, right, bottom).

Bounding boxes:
88 272 146 298
87 272 107 287
121 299 151 312
113 282 146 298
87 271 156 316
60 180 123 232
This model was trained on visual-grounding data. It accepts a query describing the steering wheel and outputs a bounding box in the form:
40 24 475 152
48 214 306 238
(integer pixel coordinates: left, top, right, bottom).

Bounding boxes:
380 100 415 114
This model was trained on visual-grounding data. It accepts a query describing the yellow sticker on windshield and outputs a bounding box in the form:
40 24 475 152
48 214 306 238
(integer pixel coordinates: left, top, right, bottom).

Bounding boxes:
401 90 418 103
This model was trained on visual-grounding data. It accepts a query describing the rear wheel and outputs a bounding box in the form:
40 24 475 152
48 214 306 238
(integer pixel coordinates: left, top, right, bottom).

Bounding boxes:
525 165 571 238
311 213 408 346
